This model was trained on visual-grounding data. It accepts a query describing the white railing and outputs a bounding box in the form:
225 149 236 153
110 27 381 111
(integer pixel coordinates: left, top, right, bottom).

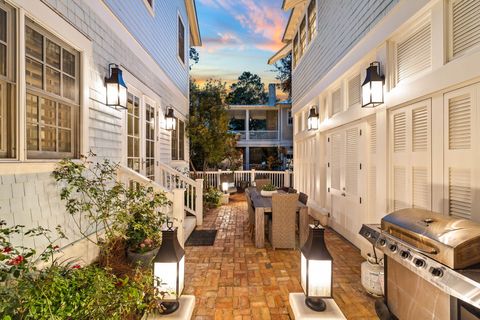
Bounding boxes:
191 169 293 189
249 130 278 140
158 163 203 226
117 165 186 245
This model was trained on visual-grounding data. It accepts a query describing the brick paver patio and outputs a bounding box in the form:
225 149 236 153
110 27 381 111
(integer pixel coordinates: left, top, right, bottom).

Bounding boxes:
184 193 378 319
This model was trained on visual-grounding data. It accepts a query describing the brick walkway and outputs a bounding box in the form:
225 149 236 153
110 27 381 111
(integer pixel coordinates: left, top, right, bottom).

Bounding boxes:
184 193 378 319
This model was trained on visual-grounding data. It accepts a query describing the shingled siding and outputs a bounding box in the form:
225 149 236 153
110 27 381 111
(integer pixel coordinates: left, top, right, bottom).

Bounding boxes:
103 0 190 96
0 0 188 255
292 0 399 104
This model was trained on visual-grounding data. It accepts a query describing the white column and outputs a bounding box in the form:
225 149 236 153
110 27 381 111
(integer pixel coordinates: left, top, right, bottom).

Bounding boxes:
195 179 204 226
245 109 250 140
284 169 290 188
172 188 185 247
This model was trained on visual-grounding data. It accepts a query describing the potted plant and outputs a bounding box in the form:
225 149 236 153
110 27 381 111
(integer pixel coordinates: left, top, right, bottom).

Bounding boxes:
124 186 170 267
260 183 278 197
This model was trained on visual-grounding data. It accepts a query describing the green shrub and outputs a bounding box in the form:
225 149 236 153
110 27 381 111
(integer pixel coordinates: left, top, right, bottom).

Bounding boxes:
203 187 223 208
261 183 277 191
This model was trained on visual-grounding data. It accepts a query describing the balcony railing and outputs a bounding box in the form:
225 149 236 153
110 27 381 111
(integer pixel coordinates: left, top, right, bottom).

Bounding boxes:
249 130 278 140
191 169 294 189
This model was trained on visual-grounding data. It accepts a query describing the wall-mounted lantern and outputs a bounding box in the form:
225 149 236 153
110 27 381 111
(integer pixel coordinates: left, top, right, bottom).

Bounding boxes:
361 61 384 108
105 63 127 109
301 221 333 312
307 106 319 131
153 222 185 314
165 107 177 131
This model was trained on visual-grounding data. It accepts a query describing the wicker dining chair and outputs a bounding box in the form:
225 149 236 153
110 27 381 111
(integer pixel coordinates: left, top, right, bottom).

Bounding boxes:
255 179 271 191
268 193 299 249
245 191 255 235
299 192 308 205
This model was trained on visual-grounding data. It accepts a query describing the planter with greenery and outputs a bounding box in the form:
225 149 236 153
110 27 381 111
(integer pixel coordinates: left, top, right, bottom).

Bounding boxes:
260 183 278 197
203 187 223 208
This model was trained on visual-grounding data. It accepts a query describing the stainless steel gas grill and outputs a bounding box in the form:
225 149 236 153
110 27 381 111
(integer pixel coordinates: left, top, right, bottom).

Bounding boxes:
360 208 480 320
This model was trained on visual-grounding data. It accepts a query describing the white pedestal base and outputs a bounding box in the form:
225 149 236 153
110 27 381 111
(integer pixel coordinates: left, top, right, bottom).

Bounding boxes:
144 295 195 320
289 293 346 319
221 193 229 205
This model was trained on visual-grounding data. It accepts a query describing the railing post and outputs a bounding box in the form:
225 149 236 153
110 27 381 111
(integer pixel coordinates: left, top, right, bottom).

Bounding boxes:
217 169 222 189
195 178 203 226
251 169 256 186
172 188 185 247
284 169 290 187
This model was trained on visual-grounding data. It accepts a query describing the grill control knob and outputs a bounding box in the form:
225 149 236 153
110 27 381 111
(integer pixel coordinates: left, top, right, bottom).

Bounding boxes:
364 231 372 238
378 238 386 247
400 250 410 259
430 268 444 278
389 244 397 252
414 258 426 268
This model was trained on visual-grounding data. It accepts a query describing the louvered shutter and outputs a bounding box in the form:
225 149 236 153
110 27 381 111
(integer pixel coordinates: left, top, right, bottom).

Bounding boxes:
332 88 342 115
348 74 361 107
396 23 432 83
390 100 432 211
345 128 359 195
444 85 479 220
450 0 480 58
330 132 343 190
368 118 377 217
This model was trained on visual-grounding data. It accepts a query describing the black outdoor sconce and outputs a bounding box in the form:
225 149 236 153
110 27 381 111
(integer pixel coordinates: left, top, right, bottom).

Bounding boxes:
361 61 385 108
105 63 128 109
165 107 177 131
307 106 319 131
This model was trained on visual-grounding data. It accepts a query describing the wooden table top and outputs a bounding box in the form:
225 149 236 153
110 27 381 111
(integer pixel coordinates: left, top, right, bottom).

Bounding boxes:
248 187 307 211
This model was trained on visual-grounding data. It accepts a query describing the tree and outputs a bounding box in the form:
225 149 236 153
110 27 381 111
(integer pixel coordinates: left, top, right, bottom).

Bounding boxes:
189 48 199 70
187 80 238 171
226 71 268 105
273 53 292 98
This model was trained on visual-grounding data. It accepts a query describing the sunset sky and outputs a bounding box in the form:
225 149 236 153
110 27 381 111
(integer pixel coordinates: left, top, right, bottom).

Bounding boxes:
190 0 288 93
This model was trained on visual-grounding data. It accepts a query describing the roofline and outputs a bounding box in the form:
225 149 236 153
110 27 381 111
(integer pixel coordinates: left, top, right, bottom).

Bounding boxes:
186 0 202 46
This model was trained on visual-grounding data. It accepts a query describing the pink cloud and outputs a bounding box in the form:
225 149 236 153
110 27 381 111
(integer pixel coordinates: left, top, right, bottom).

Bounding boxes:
203 32 244 53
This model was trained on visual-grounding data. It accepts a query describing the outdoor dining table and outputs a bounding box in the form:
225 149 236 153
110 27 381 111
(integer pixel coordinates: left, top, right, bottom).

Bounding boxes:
248 187 309 248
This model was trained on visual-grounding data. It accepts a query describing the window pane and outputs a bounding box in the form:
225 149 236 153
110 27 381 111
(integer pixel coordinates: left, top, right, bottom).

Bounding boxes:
128 136 133 158
25 26 43 60
40 98 56 125
41 126 56 151
58 128 71 152
26 93 38 123
178 18 185 63
179 121 184 160
0 44 6 77
62 50 75 76
46 39 60 69
46 67 60 95
26 57 43 88
0 9 6 42
27 124 39 150
63 75 75 100
58 104 71 128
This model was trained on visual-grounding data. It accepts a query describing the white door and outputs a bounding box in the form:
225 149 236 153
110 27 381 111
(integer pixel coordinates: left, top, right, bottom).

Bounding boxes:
327 123 366 245
389 99 432 212
144 98 157 181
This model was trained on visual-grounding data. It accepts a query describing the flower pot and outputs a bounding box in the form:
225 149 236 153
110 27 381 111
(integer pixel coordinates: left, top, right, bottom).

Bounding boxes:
260 190 278 197
126 246 159 267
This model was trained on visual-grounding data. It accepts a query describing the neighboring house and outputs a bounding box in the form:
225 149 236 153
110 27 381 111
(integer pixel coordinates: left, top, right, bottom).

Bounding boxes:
270 0 480 254
227 84 293 170
0 0 201 261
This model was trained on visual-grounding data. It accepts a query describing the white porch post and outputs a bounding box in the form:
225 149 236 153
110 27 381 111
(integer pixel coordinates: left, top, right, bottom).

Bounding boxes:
251 168 256 185
195 178 204 226
172 188 185 247
284 169 290 188
217 169 222 189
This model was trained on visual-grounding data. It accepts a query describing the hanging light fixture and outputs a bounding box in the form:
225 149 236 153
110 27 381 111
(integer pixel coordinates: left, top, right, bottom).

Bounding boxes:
361 61 384 108
105 63 128 109
165 107 177 131
307 106 319 131
301 221 333 312
153 222 185 314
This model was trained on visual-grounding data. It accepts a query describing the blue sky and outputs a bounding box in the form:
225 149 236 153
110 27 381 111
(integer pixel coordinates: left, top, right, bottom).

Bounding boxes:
190 0 288 93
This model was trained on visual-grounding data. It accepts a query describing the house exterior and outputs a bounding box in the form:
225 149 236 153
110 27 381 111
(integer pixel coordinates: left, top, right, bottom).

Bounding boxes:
228 84 293 170
0 0 201 262
270 0 480 255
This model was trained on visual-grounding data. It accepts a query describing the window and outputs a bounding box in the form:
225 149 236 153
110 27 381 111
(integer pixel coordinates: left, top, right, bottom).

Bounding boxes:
0 2 15 159
145 103 155 180
308 0 316 41
299 18 307 57
171 118 185 161
25 20 79 159
292 34 299 68
127 93 140 172
287 110 293 126
178 17 185 64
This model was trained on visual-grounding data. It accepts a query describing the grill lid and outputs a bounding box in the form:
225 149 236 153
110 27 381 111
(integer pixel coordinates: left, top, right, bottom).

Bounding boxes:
381 208 480 269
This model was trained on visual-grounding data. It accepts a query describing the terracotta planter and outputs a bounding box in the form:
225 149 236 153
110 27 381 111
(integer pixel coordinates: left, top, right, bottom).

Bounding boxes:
126 246 159 267
260 190 278 197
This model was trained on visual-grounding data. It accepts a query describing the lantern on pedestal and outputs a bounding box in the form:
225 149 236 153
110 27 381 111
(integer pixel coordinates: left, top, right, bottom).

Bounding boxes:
300 221 333 312
153 222 185 314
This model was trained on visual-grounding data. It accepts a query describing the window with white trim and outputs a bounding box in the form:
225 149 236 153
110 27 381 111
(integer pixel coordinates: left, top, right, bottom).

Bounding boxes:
127 93 141 172
307 0 316 41
178 16 185 64
292 34 298 69
299 17 307 57
171 118 185 161
0 2 15 159
25 20 80 159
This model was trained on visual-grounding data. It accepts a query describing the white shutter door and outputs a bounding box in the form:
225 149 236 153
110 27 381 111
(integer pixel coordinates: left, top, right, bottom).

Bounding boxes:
397 22 432 83
348 74 361 107
330 132 344 191
368 118 377 217
332 88 342 115
345 127 359 196
444 85 480 220
390 100 432 211
450 0 480 58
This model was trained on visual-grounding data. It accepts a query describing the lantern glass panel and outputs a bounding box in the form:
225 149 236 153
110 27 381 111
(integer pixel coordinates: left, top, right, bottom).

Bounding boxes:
119 85 127 109
301 253 332 298
165 116 177 131
154 256 185 301
308 116 318 130
371 80 383 103
222 182 229 193
106 82 119 106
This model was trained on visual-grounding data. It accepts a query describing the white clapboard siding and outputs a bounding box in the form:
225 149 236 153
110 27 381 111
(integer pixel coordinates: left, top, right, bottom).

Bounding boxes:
348 74 361 107
332 88 342 115
444 85 479 220
397 22 432 83
450 0 480 58
390 100 432 211
345 127 359 196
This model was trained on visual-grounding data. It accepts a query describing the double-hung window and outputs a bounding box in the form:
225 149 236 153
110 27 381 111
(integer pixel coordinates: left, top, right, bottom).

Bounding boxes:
308 0 316 41
178 17 185 64
25 20 80 159
299 18 307 57
171 118 185 161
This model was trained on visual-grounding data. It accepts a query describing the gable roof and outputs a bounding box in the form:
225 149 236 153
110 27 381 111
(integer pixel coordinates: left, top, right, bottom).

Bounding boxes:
281 1 307 43
185 0 202 46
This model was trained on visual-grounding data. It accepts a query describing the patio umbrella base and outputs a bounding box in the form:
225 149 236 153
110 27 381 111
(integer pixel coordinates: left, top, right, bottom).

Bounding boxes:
305 297 327 312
